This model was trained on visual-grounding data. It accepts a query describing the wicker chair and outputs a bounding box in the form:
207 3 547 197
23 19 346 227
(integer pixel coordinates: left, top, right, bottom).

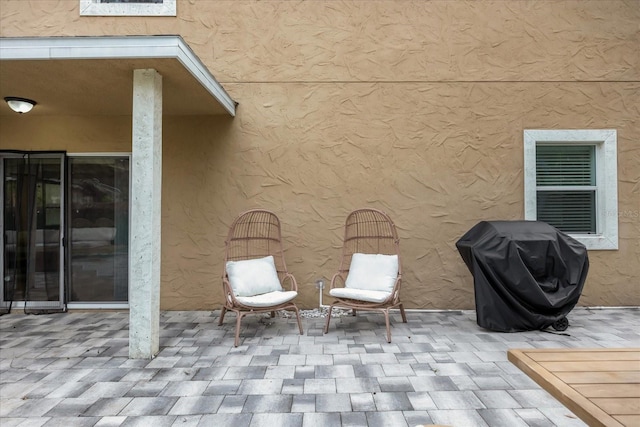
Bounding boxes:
219 209 303 347
324 208 407 343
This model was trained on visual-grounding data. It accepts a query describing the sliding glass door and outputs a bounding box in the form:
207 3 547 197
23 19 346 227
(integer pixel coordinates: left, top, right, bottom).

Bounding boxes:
1 152 130 313
1 153 65 313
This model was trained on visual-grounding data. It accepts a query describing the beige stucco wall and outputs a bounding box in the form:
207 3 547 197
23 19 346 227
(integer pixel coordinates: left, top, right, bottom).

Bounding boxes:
1 0 639 310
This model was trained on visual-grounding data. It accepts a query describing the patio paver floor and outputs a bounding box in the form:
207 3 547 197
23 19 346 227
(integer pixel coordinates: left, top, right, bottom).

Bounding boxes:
1 307 638 426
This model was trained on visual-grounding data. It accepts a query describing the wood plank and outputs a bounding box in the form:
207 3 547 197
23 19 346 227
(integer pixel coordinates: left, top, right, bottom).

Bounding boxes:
527 349 639 362
540 360 640 372
556 371 640 384
614 414 640 427
574 384 640 398
592 397 640 415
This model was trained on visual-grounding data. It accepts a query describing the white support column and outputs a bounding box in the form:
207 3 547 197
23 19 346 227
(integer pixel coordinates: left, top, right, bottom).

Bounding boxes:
129 69 162 359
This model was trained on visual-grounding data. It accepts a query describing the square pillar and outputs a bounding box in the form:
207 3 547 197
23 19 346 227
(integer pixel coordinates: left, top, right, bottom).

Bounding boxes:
129 69 162 359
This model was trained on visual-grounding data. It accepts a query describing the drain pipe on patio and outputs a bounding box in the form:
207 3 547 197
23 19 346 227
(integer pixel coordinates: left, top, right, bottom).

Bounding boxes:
315 278 325 308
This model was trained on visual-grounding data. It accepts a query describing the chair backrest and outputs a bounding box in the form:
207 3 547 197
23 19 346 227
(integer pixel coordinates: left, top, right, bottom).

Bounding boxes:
337 208 401 278
224 209 289 282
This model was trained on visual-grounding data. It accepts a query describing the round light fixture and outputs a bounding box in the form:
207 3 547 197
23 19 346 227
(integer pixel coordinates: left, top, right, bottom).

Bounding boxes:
4 97 37 114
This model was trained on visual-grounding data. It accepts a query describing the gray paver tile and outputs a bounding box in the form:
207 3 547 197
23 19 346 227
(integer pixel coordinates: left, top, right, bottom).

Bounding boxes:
78 382 134 400
373 392 413 411
302 412 341 427
429 390 486 410
340 411 368 427
42 417 99 426
249 413 303 427
315 364 355 378
291 394 315 413
336 377 380 393
474 390 522 409
365 411 409 427
315 393 352 412
237 378 284 395
170 415 202 427
242 394 293 413
509 389 565 408
513 408 556 427
159 381 210 397
93 416 127 426
124 381 168 397
6 398 62 417
43 398 97 417
428 409 490 427
120 416 177 427
198 413 251 426
406 392 437 410
83 398 132 417
478 408 530 427
303 378 336 394
350 393 376 412
167 396 224 415
378 376 414 392
119 397 178 416
217 395 247 414
409 375 457 392
403 410 434 426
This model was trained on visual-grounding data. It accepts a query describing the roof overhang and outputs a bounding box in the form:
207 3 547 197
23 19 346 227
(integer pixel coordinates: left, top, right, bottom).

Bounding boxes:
0 36 236 116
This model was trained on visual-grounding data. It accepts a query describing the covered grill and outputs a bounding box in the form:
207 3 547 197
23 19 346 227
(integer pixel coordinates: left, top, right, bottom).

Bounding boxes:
456 221 589 332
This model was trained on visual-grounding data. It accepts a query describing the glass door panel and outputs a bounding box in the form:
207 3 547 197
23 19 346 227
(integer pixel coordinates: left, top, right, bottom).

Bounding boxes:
1 153 65 313
68 157 129 302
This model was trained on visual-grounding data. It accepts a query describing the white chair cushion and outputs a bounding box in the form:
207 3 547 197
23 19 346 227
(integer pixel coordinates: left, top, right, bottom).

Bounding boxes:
345 253 399 292
236 291 298 308
330 287 391 304
226 255 283 297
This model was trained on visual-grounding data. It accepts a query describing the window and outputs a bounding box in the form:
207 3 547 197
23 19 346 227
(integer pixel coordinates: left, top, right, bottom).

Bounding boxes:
79 0 176 16
524 129 618 250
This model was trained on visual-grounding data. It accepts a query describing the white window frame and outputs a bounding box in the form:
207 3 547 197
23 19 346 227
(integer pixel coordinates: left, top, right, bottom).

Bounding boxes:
80 0 176 16
524 129 618 250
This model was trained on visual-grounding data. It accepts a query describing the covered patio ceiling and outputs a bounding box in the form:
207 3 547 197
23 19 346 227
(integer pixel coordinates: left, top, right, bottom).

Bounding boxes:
0 35 236 117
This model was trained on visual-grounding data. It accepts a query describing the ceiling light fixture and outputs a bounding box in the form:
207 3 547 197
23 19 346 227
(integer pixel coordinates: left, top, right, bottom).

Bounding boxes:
4 97 37 114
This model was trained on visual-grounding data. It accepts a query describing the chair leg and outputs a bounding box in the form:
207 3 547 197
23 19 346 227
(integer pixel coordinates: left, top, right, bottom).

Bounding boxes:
352 309 357 316
218 306 227 326
234 312 243 347
399 303 407 323
384 309 392 343
324 304 335 334
292 306 304 335
270 311 276 318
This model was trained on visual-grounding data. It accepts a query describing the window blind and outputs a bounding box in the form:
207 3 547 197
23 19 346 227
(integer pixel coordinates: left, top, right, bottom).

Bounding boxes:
536 145 596 233
536 145 595 186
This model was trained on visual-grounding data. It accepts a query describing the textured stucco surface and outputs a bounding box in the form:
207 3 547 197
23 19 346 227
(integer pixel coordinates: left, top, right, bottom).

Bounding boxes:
1 0 639 310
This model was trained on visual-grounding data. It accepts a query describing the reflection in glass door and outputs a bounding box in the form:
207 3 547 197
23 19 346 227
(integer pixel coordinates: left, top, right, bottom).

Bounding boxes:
68 157 129 304
1 153 65 314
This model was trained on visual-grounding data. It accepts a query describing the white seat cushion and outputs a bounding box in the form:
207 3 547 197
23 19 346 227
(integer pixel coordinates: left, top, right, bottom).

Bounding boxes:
236 291 298 308
330 287 391 304
345 253 399 292
226 255 283 297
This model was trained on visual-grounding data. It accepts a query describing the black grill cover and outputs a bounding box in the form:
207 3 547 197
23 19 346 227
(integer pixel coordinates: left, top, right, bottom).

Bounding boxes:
456 221 588 332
